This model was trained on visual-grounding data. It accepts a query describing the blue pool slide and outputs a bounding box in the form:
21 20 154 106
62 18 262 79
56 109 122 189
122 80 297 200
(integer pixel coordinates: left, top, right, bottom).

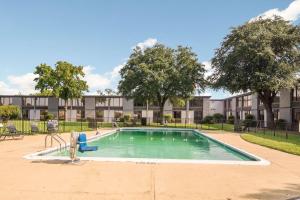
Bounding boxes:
77 133 98 152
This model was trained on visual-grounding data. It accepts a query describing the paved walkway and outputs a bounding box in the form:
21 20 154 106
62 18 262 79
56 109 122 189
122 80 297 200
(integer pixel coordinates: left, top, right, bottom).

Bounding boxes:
0 129 300 200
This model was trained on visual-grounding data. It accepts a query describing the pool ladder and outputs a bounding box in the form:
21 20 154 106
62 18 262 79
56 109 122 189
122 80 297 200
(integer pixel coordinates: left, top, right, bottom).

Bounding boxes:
45 133 67 151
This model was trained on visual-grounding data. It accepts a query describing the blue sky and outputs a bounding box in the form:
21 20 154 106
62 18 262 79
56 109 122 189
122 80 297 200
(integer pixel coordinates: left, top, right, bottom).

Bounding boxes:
0 0 299 98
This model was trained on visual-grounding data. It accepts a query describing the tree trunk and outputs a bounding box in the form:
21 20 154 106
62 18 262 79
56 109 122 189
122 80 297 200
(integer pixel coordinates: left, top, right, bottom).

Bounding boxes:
185 100 189 124
265 102 275 129
64 100 68 121
258 90 276 129
146 100 149 125
159 105 164 125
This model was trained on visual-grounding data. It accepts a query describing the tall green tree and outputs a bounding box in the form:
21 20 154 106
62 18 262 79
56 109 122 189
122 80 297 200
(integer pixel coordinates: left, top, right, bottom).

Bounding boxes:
34 61 89 120
96 88 117 121
118 44 206 124
210 17 300 128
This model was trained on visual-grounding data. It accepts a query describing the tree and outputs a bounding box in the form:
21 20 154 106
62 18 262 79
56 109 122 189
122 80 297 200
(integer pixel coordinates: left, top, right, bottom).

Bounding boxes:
210 17 300 128
0 105 20 121
96 88 117 121
118 44 206 124
34 61 89 120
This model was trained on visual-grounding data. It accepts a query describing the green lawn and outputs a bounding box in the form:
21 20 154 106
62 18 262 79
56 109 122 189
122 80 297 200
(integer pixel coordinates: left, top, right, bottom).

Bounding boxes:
241 132 300 156
1 120 233 134
1 120 94 134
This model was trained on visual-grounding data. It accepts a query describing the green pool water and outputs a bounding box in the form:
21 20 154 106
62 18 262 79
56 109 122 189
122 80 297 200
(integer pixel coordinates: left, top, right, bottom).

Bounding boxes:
53 129 256 161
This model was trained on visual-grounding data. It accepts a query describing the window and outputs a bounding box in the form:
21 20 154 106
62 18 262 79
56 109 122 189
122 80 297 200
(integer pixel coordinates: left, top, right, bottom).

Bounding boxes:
96 97 106 107
153 110 161 122
134 100 144 107
227 111 232 118
227 99 232 109
237 97 243 108
1 97 12 105
59 110 65 120
96 97 122 107
59 99 84 107
243 95 252 107
194 110 202 123
23 97 35 106
76 110 84 120
111 98 121 107
22 109 29 119
96 110 104 121
173 111 181 123
133 111 142 119
189 98 203 107
72 99 84 107
293 86 300 101
36 98 48 106
40 109 48 120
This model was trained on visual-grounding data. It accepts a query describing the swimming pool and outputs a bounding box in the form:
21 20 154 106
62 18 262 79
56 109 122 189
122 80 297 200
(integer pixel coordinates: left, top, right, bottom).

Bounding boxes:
25 128 269 165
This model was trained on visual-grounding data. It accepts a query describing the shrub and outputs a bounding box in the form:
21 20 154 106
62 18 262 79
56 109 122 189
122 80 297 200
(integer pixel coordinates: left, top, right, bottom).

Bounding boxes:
44 112 54 121
202 115 214 124
0 105 20 121
212 113 224 123
163 114 172 123
276 119 287 130
123 114 131 122
119 117 124 122
227 115 235 124
242 114 256 127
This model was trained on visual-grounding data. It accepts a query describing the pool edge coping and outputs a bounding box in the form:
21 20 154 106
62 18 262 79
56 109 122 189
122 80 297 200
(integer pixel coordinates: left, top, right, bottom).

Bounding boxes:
24 127 270 166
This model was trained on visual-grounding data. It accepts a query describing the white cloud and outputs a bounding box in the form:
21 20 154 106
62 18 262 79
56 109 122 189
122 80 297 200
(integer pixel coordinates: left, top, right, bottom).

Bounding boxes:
0 38 159 95
251 0 300 22
0 81 19 94
203 61 214 79
83 66 111 92
133 38 158 51
110 63 125 79
6 73 37 94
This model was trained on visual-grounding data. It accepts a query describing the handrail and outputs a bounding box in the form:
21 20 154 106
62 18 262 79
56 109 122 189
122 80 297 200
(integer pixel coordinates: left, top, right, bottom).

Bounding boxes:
45 133 67 151
54 134 67 150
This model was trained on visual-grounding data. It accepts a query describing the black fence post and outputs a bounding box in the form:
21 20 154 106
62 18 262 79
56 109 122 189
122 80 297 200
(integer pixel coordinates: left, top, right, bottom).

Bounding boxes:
21 119 24 134
285 123 288 139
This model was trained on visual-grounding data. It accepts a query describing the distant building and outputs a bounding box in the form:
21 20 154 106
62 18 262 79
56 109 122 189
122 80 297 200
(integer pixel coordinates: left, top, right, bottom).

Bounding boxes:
1 86 299 130
0 95 210 123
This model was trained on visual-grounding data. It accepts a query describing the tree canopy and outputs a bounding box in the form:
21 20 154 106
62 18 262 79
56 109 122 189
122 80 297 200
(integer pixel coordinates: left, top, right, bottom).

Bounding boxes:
34 61 89 119
118 44 206 123
210 17 300 127
0 105 20 121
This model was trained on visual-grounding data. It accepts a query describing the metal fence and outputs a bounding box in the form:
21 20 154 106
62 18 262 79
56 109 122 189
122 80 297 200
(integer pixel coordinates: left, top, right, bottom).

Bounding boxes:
0 117 299 140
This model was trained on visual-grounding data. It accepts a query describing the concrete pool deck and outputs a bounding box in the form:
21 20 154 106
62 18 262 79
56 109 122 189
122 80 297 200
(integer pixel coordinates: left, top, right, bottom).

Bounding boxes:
0 129 300 200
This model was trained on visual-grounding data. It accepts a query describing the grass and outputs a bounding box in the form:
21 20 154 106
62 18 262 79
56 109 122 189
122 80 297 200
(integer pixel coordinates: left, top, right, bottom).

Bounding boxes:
0 120 232 134
241 131 300 156
0 120 94 134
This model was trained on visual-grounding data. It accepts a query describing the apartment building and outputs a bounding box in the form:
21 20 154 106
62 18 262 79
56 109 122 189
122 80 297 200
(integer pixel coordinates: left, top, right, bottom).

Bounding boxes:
213 87 300 130
2 86 300 129
0 95 210 123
